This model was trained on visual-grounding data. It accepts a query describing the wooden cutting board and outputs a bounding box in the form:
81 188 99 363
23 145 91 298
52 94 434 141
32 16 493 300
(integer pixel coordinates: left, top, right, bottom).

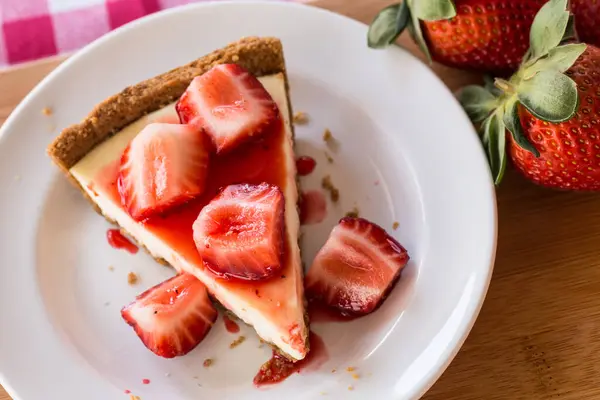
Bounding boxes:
3 1 600 399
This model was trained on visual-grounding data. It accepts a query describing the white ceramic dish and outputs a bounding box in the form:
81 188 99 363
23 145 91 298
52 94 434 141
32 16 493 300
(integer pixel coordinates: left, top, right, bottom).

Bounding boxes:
0 1 497 399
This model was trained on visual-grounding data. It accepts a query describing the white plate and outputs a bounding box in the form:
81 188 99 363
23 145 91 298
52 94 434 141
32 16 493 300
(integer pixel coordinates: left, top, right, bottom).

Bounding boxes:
0 2 497 399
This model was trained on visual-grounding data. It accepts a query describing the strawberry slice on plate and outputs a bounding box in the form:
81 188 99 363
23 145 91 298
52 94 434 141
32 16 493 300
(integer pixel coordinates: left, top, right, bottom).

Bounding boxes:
193 183 285 281
176 64 280 154
118 122 210 221
121 273 217 358
305 217 409 316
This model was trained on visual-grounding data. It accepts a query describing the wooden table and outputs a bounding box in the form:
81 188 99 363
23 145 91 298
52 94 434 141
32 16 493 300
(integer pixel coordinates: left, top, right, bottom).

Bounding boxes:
3 0 600 399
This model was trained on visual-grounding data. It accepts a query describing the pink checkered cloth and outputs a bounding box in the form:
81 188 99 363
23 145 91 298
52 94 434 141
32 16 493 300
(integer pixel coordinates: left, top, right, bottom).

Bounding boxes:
0 0 299 67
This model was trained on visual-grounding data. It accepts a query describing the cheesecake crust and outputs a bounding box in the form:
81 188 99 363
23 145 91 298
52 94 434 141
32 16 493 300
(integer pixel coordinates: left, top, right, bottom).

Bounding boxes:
46 36 309 361
47 36 288 170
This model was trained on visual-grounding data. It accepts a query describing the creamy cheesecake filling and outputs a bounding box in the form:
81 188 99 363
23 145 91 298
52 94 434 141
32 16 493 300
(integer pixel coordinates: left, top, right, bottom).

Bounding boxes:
70 74 307 360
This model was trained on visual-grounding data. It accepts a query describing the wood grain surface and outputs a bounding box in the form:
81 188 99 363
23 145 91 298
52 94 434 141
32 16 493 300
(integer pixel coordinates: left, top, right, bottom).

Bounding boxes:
2 0 599 399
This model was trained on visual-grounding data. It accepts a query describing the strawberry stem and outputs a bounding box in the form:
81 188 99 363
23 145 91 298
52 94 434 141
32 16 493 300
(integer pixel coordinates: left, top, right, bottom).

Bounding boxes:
493 78 515 95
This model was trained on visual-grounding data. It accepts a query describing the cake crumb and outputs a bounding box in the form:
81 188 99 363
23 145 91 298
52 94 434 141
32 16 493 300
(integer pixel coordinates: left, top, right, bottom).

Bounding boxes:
293 111 309 125
41 107 53 116
127 272 139 285
331 369 337 373
320 392 328 395
13 175 20 181
346 366 356 372
348 386 354 391
392 222 400 230
321 175 340 202
324 152 334 163
193 376 199 380
203 358 214 367
352 373 360 380
108 265 114 271
230 335 246 349
345 207 360 218
322 129 340 151
232 54 240 62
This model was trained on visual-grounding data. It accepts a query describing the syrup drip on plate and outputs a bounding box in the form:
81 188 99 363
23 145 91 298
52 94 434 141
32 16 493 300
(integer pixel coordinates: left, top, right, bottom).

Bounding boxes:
106 229 138 254
223 314 240 333
299 191 327 225
296 156 316 176
253 332 328 386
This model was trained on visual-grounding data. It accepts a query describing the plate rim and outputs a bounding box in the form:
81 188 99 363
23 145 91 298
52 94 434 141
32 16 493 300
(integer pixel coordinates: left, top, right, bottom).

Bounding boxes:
0 1 498 399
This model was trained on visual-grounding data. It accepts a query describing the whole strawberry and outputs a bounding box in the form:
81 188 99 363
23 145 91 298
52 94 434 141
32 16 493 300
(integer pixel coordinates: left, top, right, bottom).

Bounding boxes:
459 0 600 190
367 0 546 75
572 0 600 47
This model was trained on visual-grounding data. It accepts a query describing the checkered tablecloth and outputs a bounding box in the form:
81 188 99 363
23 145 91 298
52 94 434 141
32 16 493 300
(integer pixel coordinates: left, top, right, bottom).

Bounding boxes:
0 0 299 68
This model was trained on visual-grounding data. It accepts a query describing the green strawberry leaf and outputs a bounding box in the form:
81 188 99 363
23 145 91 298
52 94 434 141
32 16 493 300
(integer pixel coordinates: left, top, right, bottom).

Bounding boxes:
522 43 587 79
367 2 411 48
517 69 579 123
481 113 507 185
457 86 497 123
503 98 540 157
561 14 576 44
529 0 570 60
411 0 456 21
407 5 432 63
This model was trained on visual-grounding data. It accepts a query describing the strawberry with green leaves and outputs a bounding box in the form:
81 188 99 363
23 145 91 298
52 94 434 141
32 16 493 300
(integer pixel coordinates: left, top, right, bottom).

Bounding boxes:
367 0 547 75
458 0 600 190
572 0 600 47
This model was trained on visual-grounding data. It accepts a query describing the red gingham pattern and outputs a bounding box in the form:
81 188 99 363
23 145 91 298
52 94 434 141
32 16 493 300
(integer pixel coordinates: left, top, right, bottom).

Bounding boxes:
0 0 300 67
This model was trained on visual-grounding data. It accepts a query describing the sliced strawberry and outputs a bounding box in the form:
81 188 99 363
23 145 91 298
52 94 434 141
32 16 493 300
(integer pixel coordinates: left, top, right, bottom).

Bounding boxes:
176 64 280 154
305 217 409 316
121 273 217 358
118 122 209 221
193 183 285 281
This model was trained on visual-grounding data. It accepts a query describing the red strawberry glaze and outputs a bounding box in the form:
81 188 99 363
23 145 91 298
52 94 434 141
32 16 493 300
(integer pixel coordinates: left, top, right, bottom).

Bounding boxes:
253 332 328 386
106 229 138 254
223 314 240 333
295 156 316 176
93 118 293 290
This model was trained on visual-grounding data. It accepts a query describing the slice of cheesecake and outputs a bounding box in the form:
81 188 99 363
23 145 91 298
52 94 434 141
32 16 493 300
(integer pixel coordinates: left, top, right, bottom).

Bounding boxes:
47 37 309 361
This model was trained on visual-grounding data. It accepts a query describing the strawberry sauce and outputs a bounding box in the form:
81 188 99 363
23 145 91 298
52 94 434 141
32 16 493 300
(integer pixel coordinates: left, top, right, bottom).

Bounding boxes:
95 119 286 266
253 332 328 386
295 156 316 176
299 190 327 225
223 314 240 333
93 118 298 299
106 229 138 254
